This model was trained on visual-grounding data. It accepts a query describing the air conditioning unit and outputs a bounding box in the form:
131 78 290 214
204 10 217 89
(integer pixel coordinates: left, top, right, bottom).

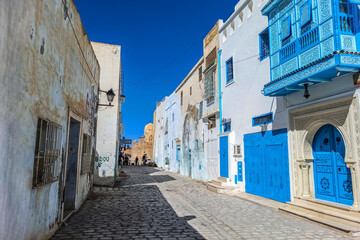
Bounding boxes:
233 145 242 157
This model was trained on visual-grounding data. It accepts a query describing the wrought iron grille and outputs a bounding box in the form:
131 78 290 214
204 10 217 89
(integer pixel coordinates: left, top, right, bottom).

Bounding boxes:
81 134 92 173
204 68 215 102
260 28 270 60
33 118 62 187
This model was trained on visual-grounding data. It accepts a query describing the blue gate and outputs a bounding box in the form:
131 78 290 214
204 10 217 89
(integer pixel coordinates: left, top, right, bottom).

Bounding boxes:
220 136 229 178
244 129 290 203
313 124 353 205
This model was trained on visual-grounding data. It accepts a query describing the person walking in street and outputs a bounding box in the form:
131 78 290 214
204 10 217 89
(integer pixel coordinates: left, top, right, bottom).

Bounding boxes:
135 157 139 166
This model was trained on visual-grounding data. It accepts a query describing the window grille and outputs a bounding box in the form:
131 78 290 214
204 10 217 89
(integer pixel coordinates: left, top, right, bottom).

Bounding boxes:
33 118 62 187
204 68 215 103
252 113 273 126
223 121 231 132
208 115 216 130
81 134 92 173
226 58 233 82
259 28 270 61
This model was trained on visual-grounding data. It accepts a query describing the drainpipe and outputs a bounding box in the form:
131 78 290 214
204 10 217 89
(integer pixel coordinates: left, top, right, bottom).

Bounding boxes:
218 49 222 134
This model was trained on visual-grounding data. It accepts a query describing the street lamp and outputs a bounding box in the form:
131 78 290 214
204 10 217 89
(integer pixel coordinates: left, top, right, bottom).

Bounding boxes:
98 88 116 107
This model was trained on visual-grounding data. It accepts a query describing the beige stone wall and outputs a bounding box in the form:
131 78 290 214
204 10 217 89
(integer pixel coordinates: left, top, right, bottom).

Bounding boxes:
126 123 154 162
175 58 205 115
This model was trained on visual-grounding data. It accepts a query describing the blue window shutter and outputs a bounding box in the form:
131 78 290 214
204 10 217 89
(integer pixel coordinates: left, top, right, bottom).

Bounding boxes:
259 28 269 61
226 58 233 83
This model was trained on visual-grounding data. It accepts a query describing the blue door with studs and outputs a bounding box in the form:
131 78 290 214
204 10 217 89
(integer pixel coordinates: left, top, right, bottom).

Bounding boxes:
313 124 353 205
244 129 290 203
220 136 229 178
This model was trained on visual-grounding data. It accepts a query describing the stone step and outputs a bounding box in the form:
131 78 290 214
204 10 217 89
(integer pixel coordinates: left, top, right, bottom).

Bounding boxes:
218 177 229 183
206 182 240 195
279 203 360 236
209 180 229 187
291 198 360 224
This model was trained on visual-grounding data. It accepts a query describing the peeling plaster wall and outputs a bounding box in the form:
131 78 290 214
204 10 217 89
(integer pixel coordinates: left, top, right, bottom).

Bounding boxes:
0 0 100 239
92 42 121 186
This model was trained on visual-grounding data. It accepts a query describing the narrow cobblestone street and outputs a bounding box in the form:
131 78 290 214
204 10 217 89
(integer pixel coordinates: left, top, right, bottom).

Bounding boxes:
52 166 355 240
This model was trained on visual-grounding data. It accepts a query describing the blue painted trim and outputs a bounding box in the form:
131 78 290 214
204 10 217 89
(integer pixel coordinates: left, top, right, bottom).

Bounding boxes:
252 112 273 127
281 16 291 40
235 175 238 184
218 49 222 134
223 121 231 132
226 57 233 83
259 28 270 61
238 161 243 182
300 1 312 28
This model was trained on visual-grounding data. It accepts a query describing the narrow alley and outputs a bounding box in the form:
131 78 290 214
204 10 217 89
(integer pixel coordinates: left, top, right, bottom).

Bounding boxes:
52 166 354 240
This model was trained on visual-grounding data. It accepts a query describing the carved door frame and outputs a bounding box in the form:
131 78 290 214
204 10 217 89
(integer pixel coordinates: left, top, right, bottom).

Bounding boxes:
289 96 360 210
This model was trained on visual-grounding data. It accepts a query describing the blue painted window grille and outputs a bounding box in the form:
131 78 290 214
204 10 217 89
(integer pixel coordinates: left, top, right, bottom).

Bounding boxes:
223 121 231 132
252 113 273 126
226 58 233 83
259 28 269 61
300 1 312 28
338 0 354 33
281 17 291 40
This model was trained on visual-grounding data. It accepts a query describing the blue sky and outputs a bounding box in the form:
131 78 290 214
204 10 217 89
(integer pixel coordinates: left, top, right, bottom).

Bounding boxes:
74 0 239 141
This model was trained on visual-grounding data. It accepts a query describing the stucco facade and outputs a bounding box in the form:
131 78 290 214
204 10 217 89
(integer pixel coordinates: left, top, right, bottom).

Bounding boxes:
0 0 100 239
92 42 122 186
218 0 288 192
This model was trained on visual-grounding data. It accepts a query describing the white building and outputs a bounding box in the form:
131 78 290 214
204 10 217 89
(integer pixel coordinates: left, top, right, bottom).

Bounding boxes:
92 42 122 186
0 1 100 239
209 0 289 201
153 98 166 168
164 92 181 172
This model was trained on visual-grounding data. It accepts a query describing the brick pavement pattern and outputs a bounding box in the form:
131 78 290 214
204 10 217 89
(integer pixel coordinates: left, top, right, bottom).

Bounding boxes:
52 166 355 239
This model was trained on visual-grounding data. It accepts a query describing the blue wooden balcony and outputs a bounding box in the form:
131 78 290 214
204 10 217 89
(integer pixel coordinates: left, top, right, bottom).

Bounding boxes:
261 0 360 96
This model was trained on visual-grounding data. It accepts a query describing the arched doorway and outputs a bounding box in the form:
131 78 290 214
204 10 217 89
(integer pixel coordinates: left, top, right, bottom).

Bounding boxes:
312 124 353 205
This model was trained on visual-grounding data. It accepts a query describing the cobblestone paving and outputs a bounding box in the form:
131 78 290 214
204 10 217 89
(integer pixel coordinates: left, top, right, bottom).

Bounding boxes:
52 166 355 240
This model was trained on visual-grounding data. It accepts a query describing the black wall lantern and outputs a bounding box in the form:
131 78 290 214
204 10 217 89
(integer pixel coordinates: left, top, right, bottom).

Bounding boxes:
98 88 116 107
303 83 310 99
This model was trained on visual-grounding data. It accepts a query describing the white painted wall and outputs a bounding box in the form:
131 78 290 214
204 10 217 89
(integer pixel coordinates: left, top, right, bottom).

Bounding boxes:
164 92 181 172
219 0 288 188
92 42 121 186
153 98 166 168
0 1 100 239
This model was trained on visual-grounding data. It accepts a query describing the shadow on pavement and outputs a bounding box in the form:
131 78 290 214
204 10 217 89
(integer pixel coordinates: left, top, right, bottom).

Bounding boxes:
52 166 205 239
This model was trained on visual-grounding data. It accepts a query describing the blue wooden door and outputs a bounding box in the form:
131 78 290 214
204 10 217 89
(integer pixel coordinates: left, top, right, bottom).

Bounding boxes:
244 129 290 203
313 125 353 205
220 136 229 178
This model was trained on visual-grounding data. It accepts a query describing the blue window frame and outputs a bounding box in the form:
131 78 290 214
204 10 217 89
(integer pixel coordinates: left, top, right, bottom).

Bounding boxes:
281 17 291 40
300 1 312 28
226 57 233 83
252 113 273 126
223 121 231 132
259 28 269 61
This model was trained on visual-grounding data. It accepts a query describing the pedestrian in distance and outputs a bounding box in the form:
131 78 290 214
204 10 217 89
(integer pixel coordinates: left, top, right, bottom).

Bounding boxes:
135 157 139 166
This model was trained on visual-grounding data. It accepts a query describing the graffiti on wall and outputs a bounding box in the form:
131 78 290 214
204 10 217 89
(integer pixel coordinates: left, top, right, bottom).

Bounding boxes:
95 156 110 167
